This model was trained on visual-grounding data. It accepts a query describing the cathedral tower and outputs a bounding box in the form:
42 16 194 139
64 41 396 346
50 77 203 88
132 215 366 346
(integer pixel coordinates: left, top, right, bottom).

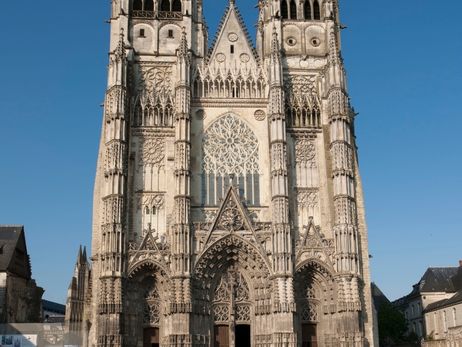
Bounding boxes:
80 0 375 345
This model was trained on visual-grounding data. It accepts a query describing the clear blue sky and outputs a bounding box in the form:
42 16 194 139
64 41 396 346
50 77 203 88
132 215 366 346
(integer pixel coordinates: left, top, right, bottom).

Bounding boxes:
0 1 461 304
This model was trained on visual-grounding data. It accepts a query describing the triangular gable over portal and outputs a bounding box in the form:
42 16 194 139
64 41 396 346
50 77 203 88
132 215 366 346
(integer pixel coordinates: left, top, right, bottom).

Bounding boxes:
208 0 259 65
204 187 260 248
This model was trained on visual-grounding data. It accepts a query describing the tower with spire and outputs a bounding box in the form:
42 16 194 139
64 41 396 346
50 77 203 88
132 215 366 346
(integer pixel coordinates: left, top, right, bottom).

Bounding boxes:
69 0 375 345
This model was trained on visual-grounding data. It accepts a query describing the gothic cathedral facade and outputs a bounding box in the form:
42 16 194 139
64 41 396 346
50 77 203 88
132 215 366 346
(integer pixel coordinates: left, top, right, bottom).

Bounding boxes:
83 0 375 345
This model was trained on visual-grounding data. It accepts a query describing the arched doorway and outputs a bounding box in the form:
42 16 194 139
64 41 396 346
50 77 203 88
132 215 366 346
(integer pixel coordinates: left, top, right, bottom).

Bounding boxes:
212 267 251 347
194 235 272 347
126 263 170 347
295 261 336 347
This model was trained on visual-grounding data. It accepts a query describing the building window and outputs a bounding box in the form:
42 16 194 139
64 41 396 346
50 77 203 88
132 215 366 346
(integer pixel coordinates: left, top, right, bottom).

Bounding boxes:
172 0 182 12
139 29 145 37
144 0 154 11
313 0 321 20
453 308 457 326
168 30 174 38
202 113 260 206
304 0 312 20
289 0 297 19
281 0 288 19
160 0 170 11
443 310 448 333
132 0 155 17
230 45 234 54
133 0 142 11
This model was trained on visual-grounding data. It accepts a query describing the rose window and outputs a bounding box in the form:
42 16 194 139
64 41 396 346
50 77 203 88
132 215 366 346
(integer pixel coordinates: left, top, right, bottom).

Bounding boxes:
202 113 260 206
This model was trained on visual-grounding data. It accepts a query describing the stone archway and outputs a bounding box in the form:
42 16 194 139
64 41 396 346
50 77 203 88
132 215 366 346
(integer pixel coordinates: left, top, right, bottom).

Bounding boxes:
295 260 337 347
194 235 272 347
126 262 171 347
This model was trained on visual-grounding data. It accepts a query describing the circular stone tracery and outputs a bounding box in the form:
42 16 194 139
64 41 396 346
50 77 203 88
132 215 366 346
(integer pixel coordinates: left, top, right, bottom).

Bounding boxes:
203 113 259 175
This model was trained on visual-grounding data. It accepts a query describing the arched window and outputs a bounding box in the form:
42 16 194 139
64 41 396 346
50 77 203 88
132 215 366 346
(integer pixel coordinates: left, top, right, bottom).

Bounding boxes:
281 0 288 19
145 206 150 214
144 0 154 11
313 0 321 20
304 0 312 20
289 0 297 19
202 114 260 206
160 0 170 11
133 0 142 11
172 0 182 12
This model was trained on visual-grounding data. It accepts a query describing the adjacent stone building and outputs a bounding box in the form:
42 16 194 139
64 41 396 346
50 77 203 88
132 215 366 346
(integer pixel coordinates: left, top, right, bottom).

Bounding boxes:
394 263 462 342
422 263 462 346
0 225 43 323
68 0 375 345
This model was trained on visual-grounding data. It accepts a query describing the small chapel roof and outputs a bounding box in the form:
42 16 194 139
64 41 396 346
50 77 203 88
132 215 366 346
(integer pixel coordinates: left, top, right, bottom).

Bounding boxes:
0 225 32 279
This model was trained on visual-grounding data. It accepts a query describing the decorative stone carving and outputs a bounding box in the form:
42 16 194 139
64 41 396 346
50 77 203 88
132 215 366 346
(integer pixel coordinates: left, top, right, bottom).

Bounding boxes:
228 32 238 42
138 66 173 95
139 138 165 167
203 114 259 175
297 191 318 208
217 198 244 232
254 109 266 121
295 139 316 167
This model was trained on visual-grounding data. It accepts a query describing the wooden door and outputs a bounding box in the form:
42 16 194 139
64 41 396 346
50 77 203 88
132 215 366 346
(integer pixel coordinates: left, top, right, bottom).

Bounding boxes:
301 323 317 347
143 327 159 347
214 325 229 347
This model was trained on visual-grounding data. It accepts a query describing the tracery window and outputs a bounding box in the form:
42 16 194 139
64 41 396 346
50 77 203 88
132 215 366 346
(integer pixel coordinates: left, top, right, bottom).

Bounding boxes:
131 0 155 17
133 98 174 127
158 0 183 19
202 114 260 206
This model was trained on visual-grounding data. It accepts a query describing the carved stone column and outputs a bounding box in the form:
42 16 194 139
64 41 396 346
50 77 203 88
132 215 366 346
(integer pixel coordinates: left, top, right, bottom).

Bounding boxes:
97 32 128 347
268 29 296 347
168 31 193 346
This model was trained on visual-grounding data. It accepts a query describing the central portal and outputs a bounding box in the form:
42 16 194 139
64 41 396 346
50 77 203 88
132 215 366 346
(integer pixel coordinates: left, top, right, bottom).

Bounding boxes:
235 324 251 347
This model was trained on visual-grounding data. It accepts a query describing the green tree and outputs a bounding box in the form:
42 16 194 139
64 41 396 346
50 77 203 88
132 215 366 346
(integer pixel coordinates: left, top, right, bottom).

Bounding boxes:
378 302 408 346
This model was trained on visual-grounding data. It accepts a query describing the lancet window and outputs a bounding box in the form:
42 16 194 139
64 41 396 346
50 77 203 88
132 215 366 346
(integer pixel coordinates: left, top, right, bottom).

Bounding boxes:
286 96 321 128
131 0 155 17
158 0 182 19
133 97 174 127
202 114 260 206
302 0 321 20
193 68 267 99
281 0 289 19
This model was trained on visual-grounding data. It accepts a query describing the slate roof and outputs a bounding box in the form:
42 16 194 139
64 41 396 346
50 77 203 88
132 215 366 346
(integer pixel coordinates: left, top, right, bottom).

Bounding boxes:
424 291 462 313
0 225 31 279
419 267 458 293
371 283 390 311
42 299 66 315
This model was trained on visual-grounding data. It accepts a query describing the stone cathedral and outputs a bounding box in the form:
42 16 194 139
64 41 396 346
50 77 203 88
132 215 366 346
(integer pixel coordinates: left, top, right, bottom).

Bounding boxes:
67 0 376 346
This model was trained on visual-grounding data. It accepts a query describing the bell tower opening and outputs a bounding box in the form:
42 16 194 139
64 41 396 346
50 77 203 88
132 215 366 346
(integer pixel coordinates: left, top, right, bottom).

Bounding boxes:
143 327 160 347
301 323 317 347
235 324 251 347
